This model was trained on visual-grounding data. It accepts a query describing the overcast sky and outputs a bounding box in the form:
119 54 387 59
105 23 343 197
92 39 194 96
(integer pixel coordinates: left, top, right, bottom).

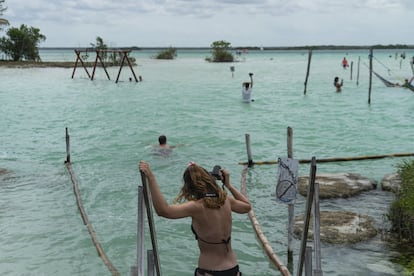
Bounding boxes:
2 0 414 48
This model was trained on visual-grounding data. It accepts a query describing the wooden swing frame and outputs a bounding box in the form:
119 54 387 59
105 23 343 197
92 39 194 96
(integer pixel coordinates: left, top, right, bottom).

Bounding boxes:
71 49 139 83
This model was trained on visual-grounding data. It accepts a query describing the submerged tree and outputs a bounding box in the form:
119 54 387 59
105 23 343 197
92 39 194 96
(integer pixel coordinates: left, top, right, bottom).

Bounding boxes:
0 24 46 61
207 40 234 62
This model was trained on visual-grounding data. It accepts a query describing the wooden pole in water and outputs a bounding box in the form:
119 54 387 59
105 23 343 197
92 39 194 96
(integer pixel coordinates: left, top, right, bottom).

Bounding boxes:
357 56 361 86
303 49 312 95
287 127 294 270
245 134 253 167
350 61 354 80
297 157 317 276
368 48 373 104
410 57 414 75
65 127 70 163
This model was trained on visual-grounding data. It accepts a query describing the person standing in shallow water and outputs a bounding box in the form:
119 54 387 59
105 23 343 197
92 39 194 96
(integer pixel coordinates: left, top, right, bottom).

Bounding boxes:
334 76 343 92
342 57 349 69
242 73 254 102
138 161 251 276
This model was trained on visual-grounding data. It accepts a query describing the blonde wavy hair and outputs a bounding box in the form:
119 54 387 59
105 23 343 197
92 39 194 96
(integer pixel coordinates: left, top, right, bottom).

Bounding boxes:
174 163 227 209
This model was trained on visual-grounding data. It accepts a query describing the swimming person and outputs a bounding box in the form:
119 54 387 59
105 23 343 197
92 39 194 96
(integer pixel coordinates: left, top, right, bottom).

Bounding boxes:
334 76 343 92
242 73 254 102
158 135 173 149
138 160 251 276
152 135 174 156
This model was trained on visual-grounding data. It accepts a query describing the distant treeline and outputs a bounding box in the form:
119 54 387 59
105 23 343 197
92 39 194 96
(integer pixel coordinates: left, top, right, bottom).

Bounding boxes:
40 44 414 51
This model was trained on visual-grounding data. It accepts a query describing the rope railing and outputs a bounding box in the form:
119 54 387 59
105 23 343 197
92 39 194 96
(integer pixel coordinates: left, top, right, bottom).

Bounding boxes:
238 152 414 166
240 166 291 276
65 128 120 276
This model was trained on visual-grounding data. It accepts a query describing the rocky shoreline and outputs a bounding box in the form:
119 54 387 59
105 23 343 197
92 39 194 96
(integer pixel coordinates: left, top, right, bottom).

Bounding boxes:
293 172 402 244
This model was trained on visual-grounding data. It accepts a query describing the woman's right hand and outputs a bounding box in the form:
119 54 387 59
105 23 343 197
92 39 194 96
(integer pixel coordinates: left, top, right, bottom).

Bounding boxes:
220 169 230 187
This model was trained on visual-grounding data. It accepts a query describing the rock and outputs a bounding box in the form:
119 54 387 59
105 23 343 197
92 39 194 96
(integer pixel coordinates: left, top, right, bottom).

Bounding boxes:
298 172 377 199
293 211 377 244
381 173 401 193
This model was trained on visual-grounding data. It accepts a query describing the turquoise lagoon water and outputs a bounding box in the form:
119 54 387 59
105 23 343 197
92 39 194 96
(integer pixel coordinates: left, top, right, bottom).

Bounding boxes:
1 49 414 275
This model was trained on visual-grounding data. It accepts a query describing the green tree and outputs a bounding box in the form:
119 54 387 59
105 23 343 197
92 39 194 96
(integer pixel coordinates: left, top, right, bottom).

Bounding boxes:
207 40 234 62
0 24 46 61
0 0 9 30
90 36 108 61
155 47 177 59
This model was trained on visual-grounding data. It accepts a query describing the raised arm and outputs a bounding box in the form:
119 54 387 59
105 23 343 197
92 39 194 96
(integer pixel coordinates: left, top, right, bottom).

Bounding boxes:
139 160 197 219
221 169 251 214
249 73 254 88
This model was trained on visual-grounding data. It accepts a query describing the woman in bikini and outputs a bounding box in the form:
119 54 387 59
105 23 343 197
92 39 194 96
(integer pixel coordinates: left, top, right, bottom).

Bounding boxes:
138 160 251 276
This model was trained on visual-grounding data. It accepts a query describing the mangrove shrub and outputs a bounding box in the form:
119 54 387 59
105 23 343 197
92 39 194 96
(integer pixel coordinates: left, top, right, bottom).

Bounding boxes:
0 24 46 61
388 159 414 242
155 47 177 59
207 40 234 62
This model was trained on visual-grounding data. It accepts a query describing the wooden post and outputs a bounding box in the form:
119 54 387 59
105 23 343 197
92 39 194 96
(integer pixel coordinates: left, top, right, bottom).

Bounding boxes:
245 134 253 167
72 50 91 79
71 50 80 79
303 49 312 95
368 48 373 104
287 127 294 268
65 127 70 163
125 51 139 82
91 50 111 81
357 56 361 86
350 61 353 80
297 157 317 276
410 57 414 75
115 51 139 83
115 53 127 84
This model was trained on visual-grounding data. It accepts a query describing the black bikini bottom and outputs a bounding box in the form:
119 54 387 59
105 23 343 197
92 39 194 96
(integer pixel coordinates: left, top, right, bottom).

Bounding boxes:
195 265 241 276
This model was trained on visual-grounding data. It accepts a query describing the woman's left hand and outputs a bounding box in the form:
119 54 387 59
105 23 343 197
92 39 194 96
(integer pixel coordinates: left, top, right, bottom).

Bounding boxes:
139 160 151 176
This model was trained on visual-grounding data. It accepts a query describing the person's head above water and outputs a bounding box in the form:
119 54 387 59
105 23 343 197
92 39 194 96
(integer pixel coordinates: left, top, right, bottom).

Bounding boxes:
158 135 167 145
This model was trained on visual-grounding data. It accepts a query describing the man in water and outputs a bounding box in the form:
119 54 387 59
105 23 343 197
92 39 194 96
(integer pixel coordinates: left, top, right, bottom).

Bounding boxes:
242 73 254 103
158 135 173 149
153 135 175 156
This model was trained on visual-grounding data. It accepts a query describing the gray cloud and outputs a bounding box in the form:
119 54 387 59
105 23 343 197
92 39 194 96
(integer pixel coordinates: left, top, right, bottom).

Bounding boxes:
2 0 413 47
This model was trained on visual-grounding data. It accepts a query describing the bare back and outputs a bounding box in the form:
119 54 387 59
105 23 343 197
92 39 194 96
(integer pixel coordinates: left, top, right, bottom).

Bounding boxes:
191 198 238 270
